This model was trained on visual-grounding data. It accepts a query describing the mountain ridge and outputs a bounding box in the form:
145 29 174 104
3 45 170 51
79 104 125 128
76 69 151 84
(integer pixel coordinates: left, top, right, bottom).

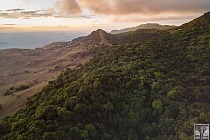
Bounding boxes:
110 23 177 34
0 11 210 139
0 29 111 119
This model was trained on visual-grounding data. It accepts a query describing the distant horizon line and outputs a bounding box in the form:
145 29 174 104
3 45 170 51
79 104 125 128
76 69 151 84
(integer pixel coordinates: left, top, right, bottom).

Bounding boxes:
0 22 183 33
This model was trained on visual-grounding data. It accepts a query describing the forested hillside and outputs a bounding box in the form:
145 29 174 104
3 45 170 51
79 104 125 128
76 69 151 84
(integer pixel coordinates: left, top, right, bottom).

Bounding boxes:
0 12 210 140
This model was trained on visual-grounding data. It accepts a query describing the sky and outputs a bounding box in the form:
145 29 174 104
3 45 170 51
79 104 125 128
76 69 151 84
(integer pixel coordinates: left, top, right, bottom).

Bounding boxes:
0 0 210 32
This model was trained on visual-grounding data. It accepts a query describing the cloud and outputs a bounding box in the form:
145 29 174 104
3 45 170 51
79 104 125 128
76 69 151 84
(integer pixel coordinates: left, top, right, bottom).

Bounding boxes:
111 14 199 23
0 27 14 30
0 9 54 19
1 24 17 25
0 24 16 30
0 2 93 19
78 0 210 15
1 0 209 22
43 0 210 22
6 9 25 12
54 0 82 16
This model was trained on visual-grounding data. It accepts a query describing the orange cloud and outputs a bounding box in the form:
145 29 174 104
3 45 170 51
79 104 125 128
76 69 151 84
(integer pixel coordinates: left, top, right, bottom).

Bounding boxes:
1 0 209 22
78 0 210 15
48 0 210 22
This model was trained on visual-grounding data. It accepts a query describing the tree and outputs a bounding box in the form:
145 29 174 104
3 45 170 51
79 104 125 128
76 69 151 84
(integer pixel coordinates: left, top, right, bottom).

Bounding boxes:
85 124 97 137
152 100 163 110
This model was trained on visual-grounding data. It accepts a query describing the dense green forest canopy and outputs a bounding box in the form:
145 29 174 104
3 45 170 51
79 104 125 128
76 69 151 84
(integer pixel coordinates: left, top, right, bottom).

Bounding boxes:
0 12 210 140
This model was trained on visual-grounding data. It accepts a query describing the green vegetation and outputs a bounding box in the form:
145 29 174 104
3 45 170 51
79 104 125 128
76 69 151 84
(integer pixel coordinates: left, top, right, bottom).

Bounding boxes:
4 85 30 96
16 85 30 91
0 12 210 139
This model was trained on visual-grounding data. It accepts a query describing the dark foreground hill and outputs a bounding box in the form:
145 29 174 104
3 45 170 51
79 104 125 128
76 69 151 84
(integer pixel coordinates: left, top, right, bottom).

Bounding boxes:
0 12 210 139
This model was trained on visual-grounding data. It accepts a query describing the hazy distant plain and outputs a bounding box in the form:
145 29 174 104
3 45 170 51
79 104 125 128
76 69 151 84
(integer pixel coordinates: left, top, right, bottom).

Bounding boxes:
0 31 88 49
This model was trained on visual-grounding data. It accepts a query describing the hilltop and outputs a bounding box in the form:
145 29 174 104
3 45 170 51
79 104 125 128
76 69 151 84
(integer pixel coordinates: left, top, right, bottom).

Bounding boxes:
0 29 110 119
0 11 210 139
110 23 176 34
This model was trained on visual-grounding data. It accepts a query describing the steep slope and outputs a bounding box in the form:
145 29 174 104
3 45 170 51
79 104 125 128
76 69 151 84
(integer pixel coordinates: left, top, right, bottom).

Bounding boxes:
0 30 111 119
178 11 210 31
110 23 176 34
1 12 210 139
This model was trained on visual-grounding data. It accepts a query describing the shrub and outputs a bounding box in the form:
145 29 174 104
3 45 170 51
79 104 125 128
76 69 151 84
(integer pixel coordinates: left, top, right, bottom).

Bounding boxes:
16 85 30 91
